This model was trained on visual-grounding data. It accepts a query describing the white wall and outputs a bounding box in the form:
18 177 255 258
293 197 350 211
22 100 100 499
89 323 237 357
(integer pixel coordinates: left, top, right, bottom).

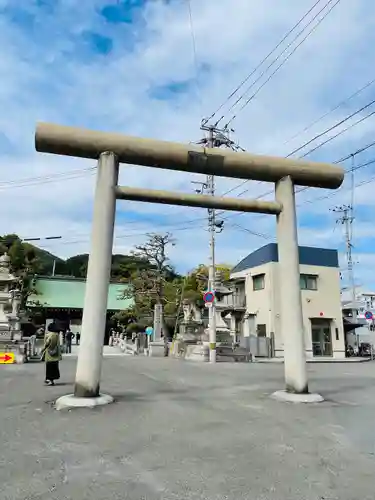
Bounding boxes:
232 262 346 359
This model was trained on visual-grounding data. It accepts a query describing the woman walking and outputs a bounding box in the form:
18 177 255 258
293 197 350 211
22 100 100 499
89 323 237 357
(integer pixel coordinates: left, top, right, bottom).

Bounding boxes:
42 323 61 386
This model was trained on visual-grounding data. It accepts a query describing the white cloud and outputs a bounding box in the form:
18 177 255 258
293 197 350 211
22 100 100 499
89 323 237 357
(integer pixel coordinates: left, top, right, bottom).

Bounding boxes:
1 0 375 287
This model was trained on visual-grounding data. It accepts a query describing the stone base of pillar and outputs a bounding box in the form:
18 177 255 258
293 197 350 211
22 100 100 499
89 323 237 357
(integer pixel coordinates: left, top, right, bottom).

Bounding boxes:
148 341 166 357
271 390 324 404
54 393 114 411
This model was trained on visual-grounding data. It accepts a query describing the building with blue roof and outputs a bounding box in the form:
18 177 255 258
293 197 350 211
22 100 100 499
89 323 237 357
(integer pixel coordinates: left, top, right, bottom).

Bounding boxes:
217 243 345 359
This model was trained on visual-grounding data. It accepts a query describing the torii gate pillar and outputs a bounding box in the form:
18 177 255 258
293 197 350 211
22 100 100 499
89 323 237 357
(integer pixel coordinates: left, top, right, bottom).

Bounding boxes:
276 176 308 394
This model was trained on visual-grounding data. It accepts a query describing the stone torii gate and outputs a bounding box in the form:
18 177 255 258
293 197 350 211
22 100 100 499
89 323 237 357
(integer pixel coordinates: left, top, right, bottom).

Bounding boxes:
35 122 344 409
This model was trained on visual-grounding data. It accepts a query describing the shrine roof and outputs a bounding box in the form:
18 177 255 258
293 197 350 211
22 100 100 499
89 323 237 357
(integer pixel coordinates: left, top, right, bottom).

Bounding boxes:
26 276 133 311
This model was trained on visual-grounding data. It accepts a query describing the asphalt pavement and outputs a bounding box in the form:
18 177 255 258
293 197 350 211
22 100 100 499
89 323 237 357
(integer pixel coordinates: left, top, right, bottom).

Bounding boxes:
1 357 375 500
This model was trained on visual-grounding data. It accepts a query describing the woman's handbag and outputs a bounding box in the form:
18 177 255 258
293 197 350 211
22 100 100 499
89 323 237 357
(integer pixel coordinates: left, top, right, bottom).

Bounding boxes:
48 345 58 357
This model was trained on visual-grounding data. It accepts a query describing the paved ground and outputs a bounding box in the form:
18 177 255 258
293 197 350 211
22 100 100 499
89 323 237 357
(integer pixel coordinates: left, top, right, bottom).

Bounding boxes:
1 357 375 500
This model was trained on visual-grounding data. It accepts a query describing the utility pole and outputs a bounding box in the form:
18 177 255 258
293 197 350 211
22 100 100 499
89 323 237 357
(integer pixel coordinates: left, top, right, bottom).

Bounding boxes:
332 204 356 323
197 122 235 363
207 126 217 363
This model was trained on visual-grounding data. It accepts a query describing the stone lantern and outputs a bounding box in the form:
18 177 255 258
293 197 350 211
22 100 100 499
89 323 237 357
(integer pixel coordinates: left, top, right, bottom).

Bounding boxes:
0 253 18 340
8 287 22 341
0 253 27 363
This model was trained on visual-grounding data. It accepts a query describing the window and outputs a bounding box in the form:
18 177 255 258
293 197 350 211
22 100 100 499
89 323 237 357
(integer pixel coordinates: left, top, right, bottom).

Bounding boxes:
300 274 317 290
252 274 265 291
257 324 267 337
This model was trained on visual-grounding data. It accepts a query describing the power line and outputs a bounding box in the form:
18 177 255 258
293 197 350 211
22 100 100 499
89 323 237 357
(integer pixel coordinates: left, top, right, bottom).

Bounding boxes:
9 136 374 250
1 163 206 233
225 0 342 127
282 76 375 147
217 152 375 223
186 0 202 112
5 79 372 221
300 158 375 205
220 178 262 197
27 160 375 254
42 223 207 248
0 167 95 190
203 0 325 126
223 0 339 126
30 160 375 271
26 147 375 246
300 108 375 158
287 97 375 157
125 152 375 233
224 166 375 241
217 96 375 203
41 159 375 253
21 213 208 242
230 222 273 241
333 139 375 164
36 218 272 253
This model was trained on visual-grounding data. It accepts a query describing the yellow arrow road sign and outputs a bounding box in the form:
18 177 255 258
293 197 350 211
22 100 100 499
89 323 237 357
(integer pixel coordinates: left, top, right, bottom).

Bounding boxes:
0 352 15 364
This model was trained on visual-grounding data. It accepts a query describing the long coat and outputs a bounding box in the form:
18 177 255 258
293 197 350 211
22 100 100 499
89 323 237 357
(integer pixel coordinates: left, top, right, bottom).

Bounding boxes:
43 332 62 362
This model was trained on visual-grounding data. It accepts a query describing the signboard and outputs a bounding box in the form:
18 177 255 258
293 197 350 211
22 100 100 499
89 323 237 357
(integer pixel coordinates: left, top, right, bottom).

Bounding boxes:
365 311 373 320
203 291 215 303
145 326 154 336
203 291 215 309
0 352 14 364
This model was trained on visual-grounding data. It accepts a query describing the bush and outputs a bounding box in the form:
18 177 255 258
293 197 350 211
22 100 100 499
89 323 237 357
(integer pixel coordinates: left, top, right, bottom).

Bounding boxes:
125 322 147 335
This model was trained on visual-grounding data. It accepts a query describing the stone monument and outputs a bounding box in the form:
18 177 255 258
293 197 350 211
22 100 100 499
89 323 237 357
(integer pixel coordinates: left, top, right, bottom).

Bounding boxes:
170 298 209 361
179 299 206 342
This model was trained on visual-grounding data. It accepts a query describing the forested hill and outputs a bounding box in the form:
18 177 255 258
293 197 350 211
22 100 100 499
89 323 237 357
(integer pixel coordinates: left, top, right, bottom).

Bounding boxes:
0 234 180 280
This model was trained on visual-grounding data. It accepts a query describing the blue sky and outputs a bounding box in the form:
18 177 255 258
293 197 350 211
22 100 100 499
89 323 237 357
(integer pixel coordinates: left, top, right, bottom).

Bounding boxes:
1 0 375 289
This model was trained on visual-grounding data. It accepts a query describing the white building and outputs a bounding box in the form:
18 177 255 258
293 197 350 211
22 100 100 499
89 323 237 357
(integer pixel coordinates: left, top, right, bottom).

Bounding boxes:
218 243 346 359
341 288 375 347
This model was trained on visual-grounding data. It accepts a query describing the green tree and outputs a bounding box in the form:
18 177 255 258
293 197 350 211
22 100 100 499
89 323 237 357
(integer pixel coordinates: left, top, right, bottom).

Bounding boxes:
122 233 177 352
64 254 89 278
111 308 137 328
7 238 26 272
189 263 232 283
